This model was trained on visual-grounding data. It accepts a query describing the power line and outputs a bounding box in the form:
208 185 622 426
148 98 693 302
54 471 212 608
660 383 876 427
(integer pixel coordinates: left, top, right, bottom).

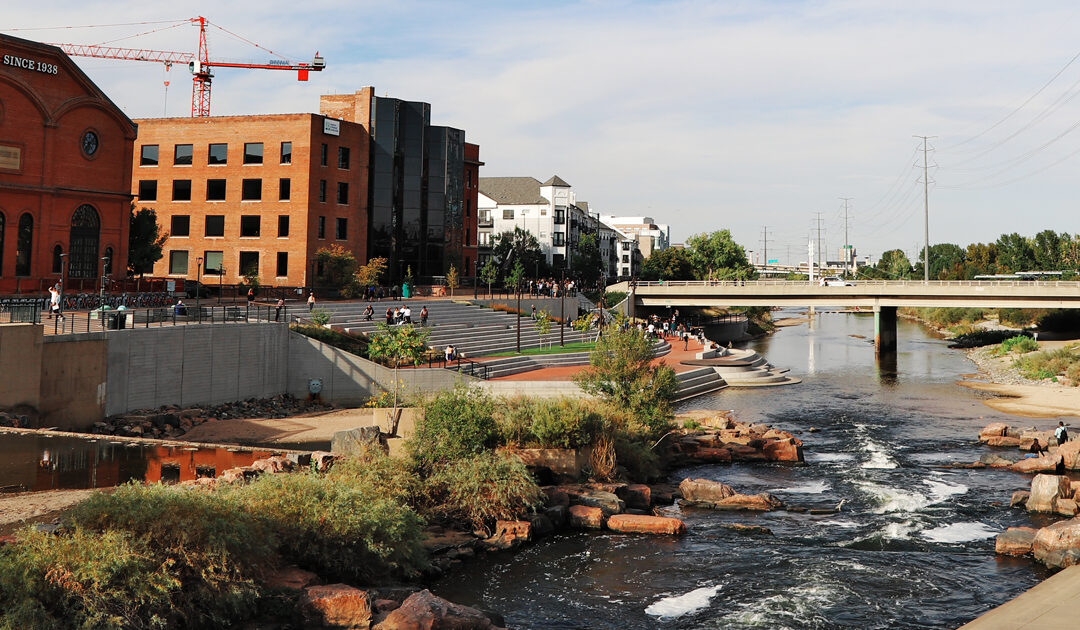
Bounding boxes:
839 198 852 277
914 135 936 283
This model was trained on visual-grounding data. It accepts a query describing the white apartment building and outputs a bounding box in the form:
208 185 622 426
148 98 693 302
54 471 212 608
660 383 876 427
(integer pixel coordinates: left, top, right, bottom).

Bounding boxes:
599 215 670 259
478 175 583 271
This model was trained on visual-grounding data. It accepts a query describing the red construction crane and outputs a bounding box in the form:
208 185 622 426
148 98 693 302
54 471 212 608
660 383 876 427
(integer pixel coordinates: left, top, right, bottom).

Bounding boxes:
47 16 324 117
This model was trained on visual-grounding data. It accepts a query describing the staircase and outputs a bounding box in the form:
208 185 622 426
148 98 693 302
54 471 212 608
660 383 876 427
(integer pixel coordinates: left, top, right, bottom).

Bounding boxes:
675 367 727 402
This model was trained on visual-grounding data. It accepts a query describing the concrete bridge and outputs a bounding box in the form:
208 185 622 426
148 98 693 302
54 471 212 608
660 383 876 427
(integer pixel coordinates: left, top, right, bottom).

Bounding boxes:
609 280 1080 353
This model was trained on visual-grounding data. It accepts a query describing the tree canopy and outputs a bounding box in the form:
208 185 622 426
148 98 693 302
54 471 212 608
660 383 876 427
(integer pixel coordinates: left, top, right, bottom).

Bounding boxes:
641 247 695 281
685 230 754 280
492 227 545 279
128 207 167 276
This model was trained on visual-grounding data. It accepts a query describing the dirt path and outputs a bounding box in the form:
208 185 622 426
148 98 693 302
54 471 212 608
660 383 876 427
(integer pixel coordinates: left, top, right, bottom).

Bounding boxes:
0 489 101 535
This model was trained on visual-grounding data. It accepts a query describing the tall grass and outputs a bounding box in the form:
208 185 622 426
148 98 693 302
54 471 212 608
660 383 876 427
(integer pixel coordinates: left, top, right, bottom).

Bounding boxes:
1015 346 1080 384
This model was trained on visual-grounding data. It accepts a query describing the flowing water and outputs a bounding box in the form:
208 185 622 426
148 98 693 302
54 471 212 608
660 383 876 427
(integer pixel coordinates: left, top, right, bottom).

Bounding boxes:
433 310 1064 629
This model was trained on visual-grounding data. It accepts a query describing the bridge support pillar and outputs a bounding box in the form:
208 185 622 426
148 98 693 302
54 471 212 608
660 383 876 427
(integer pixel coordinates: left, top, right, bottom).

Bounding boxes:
874 306 897 354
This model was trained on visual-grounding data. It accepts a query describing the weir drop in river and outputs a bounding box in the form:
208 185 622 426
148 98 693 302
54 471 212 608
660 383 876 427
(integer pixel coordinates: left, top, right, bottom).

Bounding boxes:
432 309 1065 629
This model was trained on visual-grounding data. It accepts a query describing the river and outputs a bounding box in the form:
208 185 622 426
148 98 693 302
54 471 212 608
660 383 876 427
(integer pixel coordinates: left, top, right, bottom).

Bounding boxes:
432 309 1063 629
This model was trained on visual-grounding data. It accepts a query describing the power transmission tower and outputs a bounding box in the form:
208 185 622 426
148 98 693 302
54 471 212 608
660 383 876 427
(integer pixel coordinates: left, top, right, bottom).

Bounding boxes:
760 226 771 270
839 198 852 277
814 213 825 273
914 135 936 283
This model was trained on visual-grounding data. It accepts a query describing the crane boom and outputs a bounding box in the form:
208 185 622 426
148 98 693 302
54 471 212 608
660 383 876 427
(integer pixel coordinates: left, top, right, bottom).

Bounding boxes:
45 16 324 117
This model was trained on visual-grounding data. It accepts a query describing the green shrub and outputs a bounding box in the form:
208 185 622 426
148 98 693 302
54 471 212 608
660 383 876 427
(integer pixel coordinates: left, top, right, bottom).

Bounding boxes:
992 335 1039 356
309 308 331 326
64 483 273 627
423 452 542 534
948 329 1030 348
614 437 662 482
291 323 366 356
495 397 603 449
603 290 628 307
0 527 178 630
409 387 498 470
327 445 424 508
233 471 426 583
682 419 702 430
1014 346 1080 382
998 308 1043 327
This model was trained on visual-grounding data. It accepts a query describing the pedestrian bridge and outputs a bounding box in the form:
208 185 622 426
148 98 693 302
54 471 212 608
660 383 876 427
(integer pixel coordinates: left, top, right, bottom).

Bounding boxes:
608 280 1080 352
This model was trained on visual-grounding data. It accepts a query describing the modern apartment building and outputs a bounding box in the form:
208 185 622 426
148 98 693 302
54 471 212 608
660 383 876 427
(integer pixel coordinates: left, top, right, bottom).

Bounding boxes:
0 34 137 293
132 114 367 287
599 215 670 260
478 175 587 271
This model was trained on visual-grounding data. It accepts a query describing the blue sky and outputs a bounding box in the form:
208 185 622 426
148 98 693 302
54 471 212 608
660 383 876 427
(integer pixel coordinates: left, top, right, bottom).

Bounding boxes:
8 1 1080 265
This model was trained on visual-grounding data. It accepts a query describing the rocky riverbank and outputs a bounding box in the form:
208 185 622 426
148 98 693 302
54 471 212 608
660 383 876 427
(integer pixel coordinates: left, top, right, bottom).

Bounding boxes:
960 342 1080 418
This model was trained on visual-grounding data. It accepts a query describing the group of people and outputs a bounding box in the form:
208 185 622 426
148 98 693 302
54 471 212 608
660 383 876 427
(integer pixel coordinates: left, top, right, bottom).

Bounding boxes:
526 278 575 298
381 304 428 326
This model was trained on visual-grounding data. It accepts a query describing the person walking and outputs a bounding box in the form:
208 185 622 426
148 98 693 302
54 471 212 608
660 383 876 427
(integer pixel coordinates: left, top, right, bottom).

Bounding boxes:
1056 421 1069 445
48 284 60 319
307 293 316 311
363 304 374 321
247 288 255 303
420 306 429 326
275 298 284 322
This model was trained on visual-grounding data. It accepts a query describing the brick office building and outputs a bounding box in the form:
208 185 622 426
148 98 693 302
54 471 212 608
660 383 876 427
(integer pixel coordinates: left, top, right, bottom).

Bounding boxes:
0 34 136 294
132 114 367 287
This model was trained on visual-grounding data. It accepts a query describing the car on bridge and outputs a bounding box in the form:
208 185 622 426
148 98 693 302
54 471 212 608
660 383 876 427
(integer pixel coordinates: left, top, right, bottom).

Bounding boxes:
820 276 855 287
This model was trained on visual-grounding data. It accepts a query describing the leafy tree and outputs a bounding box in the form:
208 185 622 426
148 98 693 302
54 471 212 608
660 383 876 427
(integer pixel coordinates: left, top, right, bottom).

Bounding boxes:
920 243 966 279
128 207 167 276
685 230 754 280
366 323 431 435
315 245 358 289
445 264 459 297
1033 230 1066 270
242 268 260 294
534 310 552 348
480 258 499 297
641 247 695 281
876 249 913 279
995 233 1036 273
573 326 677 439
492 227 544 279
355 257 388 289
571 233 603 285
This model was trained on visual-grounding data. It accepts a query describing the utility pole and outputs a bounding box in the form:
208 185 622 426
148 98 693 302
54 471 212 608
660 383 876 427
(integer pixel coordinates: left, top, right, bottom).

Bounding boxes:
813 213 825 274
839 197 852 278
914 135 935 283
760 226 771 271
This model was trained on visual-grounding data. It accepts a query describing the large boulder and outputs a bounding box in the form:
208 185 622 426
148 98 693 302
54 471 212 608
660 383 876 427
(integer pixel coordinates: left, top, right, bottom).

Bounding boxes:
304 584 373 629
483 520 532 551
567 505 605 529
616 484 652 509
331 426 383 456
1058 499 1079 517
374 589 503 630
1010 490 1030 509
692 447 733 464
762 438 804 463
265 566 319 591
1033 519 1080 569
710 493 784 511
1060 441 1080 470
565 489 624 515
678 478 735 503
606 514 686 535
1010 453 1062 474
980 453 1017 468
984 436 1022 448
1020 430 1056 452
996 527 1039 556
979 422 1010 441
1028 474 1072 513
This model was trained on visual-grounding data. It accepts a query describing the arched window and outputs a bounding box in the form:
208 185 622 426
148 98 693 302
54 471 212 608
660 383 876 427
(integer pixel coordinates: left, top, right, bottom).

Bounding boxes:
52 245 62 274
0 212 5 276
15 213 32 277
68 205 100 279
103 246 114 276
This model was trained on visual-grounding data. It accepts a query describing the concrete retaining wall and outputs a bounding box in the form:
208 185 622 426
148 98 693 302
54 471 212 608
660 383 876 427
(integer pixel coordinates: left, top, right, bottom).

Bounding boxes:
41 335 107 429
480 380 587 399
0 323 43 411
105 323 289 416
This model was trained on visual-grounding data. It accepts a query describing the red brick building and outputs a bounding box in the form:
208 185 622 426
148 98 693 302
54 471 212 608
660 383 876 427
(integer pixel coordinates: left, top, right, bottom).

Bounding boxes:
0 34 136 294
132 114 367 287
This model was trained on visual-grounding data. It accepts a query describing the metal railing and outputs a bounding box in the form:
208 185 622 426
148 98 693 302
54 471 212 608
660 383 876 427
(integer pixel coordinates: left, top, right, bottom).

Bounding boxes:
43 303 291 335
426 354 489 379
629 279 1080 288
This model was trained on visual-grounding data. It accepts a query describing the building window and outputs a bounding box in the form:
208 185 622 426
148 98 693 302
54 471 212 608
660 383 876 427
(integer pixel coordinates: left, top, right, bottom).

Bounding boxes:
68 206 100 279
169 250 189 275
138 180 157 201
243 142 263 164
502 209 514 220
622 254 629 263
319 179 327 203
552 232 565 246
280 141 292 164
554 207 565 224
15 213 32 276
276 252 288 277
239 251 259 276
208 143 227 165
52 245 62 274
320 143 328 167
465 199 471 217
278 215 289 237
204 251 223 275
279 178 290 201
336 217 347 240
317 216 325 239
467 171 472 187
338 146 350 169
172 180 191 201
140 145 158 166
540 208 547 216
171 215 190 237
622 242 631 251
205 215 225 237
174 144 192 166
337 182 348 204
206 179 226 201
242 179 262 201
240 215 261 238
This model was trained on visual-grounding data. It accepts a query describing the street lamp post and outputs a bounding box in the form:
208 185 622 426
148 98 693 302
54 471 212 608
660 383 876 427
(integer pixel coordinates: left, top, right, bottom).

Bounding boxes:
58 253 68 324
99 255 110 324
218 266 225 305
559 270 565 347
195 256 203 321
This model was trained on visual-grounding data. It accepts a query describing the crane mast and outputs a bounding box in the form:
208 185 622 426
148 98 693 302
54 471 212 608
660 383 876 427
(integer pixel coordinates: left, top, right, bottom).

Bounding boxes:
47 16 324 117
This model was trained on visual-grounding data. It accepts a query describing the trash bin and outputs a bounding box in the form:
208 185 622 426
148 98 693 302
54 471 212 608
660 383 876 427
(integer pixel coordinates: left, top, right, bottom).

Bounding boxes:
106 312 121 330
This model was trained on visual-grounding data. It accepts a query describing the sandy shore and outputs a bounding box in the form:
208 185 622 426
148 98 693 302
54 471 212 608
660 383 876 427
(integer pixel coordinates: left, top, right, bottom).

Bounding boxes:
180 408 387 447
959 339 1080 419
0 489 102 535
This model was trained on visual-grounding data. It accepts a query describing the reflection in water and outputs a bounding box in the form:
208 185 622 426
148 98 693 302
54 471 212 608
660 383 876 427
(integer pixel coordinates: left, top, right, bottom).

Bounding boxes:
877 351 898 385
1 431 280 491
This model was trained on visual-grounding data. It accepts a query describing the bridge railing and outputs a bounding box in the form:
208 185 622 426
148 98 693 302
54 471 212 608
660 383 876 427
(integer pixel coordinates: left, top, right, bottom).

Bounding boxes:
631 280 1080 288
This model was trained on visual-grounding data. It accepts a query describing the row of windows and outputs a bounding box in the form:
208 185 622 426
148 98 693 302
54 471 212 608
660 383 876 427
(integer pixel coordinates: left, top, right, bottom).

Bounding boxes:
168 250 289 278
138 178 348 204
501 207 549 220
140 142 352 169
168 214 347 240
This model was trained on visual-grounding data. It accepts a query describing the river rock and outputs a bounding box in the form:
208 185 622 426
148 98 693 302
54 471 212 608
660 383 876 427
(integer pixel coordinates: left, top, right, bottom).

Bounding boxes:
526 513 556 538
568 505 606 529
565 489 625 515
606 514 686 535
1027 474 1072 513
311 451 338 473
722 523 773 535
710 493 784 511
541 486 570 507
331 426 383 456
693 447 733 464
1020 430 1055 452
980 453 1017 468
979 422 1010 440
649 483 680 505
1010 453 1062 474
984 436 1022 448
265 565 319 591
728 444 768 461
251 455 294 475
1059 441 1080 470
1058 499 1079 517
678 478 735 503
374 589 503 630
543 505 568 529
996 527 1039 556
304 584 373 629
762 438 804 463
483 520 532 550
1033 519 1080 569
616 484 652 509
1010 490 1030 508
